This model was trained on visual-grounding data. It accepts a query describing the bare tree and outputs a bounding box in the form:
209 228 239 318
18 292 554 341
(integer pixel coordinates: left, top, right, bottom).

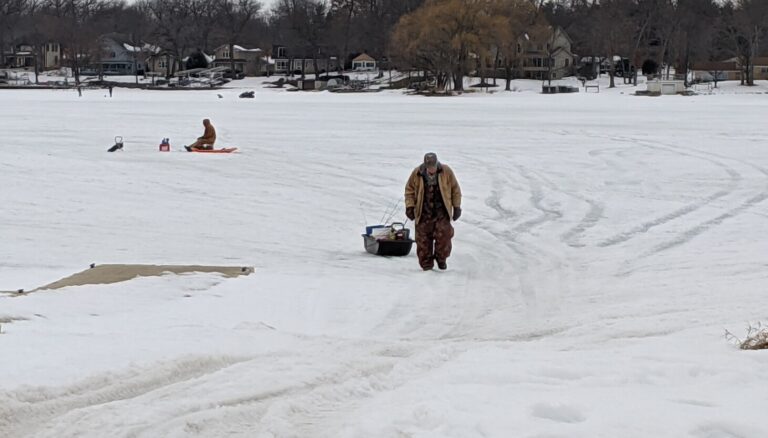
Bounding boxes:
488 0 539 91
141 0 193 76
41 0 109 85
670 0 719 84
590 0 632 88
273 0 328 79
327 0 355 69
1 0 28 67
723 0 768 85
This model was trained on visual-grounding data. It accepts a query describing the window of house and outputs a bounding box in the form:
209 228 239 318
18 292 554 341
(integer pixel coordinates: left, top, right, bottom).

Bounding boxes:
110 51 116 58
277 47 286 58
224 49 230 58
517 43 521 54
276 60 288 70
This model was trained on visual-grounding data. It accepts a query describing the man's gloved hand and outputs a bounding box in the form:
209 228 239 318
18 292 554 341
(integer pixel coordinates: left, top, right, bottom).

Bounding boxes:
453 207 462 221
406 207 415 221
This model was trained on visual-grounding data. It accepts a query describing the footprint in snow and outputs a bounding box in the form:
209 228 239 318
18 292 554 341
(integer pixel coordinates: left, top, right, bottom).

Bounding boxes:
530 402 586 424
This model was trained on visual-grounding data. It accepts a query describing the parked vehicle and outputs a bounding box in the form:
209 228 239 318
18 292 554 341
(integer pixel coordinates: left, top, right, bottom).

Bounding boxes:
222 69 245 80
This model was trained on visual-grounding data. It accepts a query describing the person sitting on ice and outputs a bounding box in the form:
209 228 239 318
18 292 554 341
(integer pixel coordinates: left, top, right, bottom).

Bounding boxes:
185 119 216 151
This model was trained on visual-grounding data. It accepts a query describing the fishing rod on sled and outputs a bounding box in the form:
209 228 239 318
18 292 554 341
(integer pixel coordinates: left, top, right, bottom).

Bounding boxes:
379 198 402 225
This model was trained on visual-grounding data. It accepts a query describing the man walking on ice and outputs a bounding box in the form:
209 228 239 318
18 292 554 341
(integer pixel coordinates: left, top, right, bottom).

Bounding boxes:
404 152 462 271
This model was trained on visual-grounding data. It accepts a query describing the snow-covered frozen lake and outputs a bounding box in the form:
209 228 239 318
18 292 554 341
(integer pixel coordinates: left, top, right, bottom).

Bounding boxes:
1 78 767 437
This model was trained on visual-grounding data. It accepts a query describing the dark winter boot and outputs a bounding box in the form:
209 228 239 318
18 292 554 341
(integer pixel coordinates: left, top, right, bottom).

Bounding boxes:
437 260 447 270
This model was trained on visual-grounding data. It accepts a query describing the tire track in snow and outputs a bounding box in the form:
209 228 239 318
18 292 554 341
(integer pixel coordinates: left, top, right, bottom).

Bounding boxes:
0 355 252 438
248 343 465 437
470 163 574 316
591 136 768 275
7 343 469 438
591 135 743 248
511 165 563 235
631 141 768 261
519 167 605 248
486 161 604 249
559 199 604 248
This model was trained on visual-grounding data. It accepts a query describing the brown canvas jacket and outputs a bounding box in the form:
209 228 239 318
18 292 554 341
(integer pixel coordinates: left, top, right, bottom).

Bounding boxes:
404 163 462 224
200 125 217 145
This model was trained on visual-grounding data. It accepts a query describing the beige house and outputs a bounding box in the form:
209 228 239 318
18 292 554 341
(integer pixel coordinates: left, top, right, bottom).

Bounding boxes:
212 45 264 76
752 57 768 80
352 53 376 71
519 27 574 80
43 43 62 69
691 57 768 82
146 52 177 77
691 60 741 82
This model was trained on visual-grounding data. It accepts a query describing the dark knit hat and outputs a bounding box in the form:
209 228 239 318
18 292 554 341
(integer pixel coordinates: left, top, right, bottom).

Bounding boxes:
424 152 438 168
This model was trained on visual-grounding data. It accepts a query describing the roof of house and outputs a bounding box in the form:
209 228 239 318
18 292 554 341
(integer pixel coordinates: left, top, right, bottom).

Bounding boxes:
553 26 573 45
754 57 768 66
352 53 375 62
550 46 573 57
214 44 263 53
691 61 739 71
123 43 161 54
181 53 214 64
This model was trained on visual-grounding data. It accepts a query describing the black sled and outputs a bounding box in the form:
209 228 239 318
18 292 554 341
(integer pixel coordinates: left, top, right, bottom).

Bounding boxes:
362 222 414 256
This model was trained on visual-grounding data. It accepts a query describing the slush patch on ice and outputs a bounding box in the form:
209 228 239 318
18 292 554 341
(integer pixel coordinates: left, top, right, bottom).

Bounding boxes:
673 398 717 408
537 367 590 381
530 402 586 423
691 422 760 438
0 315 28 324
9 264 255 295
376 346 413 358
233 321 276 331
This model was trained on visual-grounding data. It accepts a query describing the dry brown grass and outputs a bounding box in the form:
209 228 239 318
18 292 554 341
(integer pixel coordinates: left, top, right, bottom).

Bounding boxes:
725 322 768 350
